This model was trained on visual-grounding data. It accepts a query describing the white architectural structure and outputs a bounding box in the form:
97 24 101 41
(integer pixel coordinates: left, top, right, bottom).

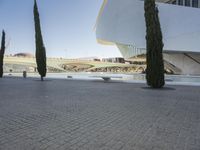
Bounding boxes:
96 0 200 75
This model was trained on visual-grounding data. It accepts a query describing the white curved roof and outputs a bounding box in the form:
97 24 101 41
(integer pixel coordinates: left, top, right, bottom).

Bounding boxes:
96 0 200 53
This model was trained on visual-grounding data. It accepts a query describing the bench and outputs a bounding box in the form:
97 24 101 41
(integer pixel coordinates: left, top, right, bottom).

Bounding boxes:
91 76 122 81
67 75 73 79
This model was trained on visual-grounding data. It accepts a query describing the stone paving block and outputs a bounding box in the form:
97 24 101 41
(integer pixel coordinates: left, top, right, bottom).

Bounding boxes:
0 78 200 150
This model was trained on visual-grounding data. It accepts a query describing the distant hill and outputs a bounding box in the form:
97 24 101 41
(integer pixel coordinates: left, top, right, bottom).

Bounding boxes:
14 53 34 58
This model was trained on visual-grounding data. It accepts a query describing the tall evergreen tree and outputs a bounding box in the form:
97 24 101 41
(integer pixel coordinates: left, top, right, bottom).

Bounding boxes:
0 30 5 78
33 0 46 81
144 0 165 88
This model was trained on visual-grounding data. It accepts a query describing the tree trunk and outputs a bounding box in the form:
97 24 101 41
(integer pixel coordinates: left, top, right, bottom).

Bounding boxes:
0 31 5 78
34 0 47 80
144 0 165 88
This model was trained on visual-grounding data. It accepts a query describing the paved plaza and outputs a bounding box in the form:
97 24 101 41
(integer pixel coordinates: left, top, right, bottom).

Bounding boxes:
0 77 200 150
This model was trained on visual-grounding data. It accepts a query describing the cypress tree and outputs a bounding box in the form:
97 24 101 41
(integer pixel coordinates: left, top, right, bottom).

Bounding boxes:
33 0 46 81
144 0 165 88
0 30 5 78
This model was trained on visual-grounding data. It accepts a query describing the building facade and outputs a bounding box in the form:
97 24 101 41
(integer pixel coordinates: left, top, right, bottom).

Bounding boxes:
165 0 199 7
102 57 125 63
96 0 200 75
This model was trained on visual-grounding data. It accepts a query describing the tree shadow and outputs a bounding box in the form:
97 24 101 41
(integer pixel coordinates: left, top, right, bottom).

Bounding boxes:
141 86 176 91
33 79 52 82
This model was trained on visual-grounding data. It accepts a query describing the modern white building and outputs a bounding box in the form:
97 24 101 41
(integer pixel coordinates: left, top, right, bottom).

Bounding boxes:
96 0 200 75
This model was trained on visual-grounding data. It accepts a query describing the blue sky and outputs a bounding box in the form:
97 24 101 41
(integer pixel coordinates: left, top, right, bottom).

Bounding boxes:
0 0 121 58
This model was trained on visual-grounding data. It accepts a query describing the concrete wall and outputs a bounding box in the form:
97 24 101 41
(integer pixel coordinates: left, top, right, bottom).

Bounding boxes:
164 53 200 75
96 0 200 53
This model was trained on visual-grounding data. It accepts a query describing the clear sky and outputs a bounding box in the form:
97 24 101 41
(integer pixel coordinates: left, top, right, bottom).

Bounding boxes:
0 0 122 58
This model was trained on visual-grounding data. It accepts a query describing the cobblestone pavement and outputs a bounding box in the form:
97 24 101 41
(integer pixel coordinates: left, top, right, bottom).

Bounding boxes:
0 78 200 150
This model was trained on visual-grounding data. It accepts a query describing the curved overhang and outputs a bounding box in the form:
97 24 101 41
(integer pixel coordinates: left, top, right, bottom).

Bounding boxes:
96 38 114 45
96 0 200 53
